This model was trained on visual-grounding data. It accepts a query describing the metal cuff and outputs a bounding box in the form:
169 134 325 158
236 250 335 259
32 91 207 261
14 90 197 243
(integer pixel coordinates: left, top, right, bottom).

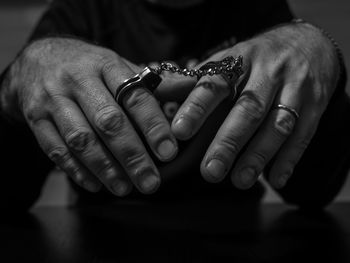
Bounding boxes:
114 67 162 105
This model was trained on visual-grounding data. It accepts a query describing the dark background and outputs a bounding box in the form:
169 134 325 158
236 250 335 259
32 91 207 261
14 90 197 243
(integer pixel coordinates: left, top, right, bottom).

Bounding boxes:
0 0 349 206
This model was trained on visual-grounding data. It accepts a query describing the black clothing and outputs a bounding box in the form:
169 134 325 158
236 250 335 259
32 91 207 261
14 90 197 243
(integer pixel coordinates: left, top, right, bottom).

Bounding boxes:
0 0 349 210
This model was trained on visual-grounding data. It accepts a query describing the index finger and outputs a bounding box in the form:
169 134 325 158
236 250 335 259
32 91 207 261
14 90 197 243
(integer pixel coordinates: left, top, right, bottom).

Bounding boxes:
69 65 161 194
200 69 277 183
171 55 243 141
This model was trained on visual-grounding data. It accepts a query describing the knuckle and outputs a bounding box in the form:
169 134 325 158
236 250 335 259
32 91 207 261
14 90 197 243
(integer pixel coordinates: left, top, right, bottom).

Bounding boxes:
95 106 125 136
216 136 241 158
273 112 296 137
74 55 100 72
94 159 117 181
236 92 267 122
22 89 49 123
124 88 151 110
47 147 72 166
24 103 44 123
250 151 267 167
142 116 168 138
60 68 90 91
101 59 119 75
21 41 46 62
198 79 230 96
65 128 96 152
123 150 148 171
187 98 208 118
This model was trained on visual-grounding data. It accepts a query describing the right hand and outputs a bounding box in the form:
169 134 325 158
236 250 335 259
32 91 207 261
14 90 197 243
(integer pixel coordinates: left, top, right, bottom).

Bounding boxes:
1 38 181 196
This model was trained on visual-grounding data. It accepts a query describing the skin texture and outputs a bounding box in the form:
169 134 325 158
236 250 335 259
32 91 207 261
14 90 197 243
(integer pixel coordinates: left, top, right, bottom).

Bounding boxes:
1 38 184 196
0 22 339 197
171 22 340 190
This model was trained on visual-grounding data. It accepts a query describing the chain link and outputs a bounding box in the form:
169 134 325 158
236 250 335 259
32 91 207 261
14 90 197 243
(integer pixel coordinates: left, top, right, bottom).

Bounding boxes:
151 55 243 80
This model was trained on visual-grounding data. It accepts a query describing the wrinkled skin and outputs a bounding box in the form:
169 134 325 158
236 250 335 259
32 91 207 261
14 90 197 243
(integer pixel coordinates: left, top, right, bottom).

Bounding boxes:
0 22 339 197
1 38 188 196
170 22 339 190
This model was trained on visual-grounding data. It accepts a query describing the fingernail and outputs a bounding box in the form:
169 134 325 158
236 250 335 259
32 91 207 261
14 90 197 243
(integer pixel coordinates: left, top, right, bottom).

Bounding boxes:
112 180 130 196
206 159 226 181
157 139 177 160
173 118 192 139
239 167 256 188
276 173 291 189
139 173 160 194
84 181 100 192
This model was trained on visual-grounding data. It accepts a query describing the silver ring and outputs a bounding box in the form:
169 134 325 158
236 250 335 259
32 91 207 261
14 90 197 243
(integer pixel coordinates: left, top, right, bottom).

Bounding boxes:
114 67 162 106
198 56 243 101
274 104 300 119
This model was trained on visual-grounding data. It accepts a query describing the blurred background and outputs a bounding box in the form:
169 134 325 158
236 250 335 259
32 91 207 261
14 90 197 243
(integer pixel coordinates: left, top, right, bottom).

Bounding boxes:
0 0 349 206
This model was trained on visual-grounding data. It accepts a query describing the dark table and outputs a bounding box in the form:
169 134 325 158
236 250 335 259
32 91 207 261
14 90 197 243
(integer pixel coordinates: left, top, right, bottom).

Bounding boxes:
1 199 350 262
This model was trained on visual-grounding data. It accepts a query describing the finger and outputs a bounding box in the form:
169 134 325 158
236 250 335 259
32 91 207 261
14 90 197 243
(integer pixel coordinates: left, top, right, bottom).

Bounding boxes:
30 119 102 193
124 60 198 103
230 79 303 189
171 53 246 140
51 97 132 196
71 70 160 194
102 60 178 162
172 73 233 140
154 70 197 103
200 69 277 183
122 87 178 161
268 109 319 189
231 106 298 189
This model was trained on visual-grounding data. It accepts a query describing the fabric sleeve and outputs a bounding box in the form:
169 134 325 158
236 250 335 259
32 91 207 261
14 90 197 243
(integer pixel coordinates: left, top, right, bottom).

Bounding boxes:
29 0 91 42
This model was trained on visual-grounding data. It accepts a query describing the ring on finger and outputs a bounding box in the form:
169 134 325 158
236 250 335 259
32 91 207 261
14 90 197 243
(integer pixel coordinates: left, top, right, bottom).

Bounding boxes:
114 67 162 106
273 104 300 120
198 56 244 100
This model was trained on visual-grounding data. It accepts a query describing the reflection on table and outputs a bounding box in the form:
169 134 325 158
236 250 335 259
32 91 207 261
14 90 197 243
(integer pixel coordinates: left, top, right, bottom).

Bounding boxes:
1 200 350 262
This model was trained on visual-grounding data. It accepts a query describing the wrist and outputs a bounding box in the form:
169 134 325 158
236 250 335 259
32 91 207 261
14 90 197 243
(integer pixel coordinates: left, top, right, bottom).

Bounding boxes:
291 19 346 89
261 21 340 90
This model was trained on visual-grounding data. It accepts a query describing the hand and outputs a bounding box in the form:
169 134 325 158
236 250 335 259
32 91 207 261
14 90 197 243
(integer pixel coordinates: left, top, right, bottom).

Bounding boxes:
171 22 340 189
1 38 181 196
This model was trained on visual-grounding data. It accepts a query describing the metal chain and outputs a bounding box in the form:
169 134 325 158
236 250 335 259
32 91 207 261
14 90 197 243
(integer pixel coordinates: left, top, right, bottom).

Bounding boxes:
151 55 243 80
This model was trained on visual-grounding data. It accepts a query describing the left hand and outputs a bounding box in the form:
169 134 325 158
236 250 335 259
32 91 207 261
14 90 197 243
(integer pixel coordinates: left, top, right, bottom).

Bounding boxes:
171 22 340 189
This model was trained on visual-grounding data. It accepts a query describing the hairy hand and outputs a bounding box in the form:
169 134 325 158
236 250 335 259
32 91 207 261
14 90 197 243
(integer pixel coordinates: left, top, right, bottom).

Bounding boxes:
1 38 184 196
170 22 340 189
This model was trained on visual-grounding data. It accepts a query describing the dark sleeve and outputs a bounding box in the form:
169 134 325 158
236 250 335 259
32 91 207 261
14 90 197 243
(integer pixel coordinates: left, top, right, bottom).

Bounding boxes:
272 67 350 209
29 0 110 44
29 0 90 41
234 0 295 41
0 0 96 211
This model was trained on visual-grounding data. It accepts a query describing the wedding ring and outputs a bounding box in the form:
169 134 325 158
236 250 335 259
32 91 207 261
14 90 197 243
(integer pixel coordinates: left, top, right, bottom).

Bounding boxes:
114 67 162 105
274 104 300 119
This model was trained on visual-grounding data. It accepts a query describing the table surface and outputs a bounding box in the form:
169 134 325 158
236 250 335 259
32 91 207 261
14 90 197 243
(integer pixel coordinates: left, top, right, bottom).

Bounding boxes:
1 200 350 263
